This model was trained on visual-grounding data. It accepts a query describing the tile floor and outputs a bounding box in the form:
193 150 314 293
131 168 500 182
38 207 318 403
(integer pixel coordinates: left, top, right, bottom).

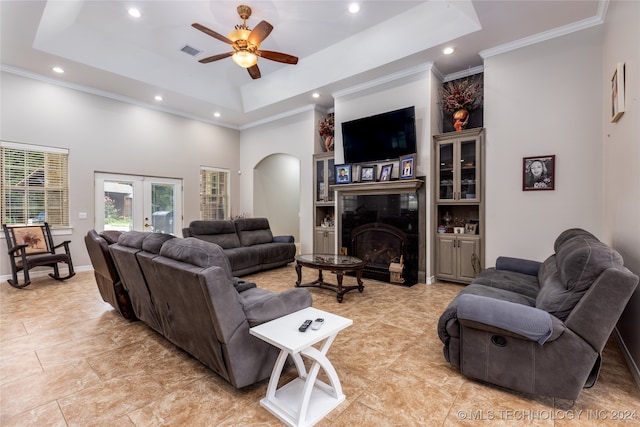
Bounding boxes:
1 266 638 426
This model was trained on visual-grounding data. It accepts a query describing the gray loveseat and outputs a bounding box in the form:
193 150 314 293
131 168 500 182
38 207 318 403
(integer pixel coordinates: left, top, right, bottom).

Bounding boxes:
183 218 296 276
437 228 638 401
109 231 312 388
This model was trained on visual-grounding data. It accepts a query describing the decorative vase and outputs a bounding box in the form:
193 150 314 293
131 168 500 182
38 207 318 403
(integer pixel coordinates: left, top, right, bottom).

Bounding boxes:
325 136 334 152
453 109 469 132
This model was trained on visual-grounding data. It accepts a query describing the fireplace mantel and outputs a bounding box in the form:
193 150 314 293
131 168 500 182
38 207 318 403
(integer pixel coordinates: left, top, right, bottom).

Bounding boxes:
331 179 423 196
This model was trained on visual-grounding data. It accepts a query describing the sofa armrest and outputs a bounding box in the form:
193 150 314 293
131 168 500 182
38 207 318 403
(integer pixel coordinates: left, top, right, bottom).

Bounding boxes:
495 256 541 276
233 277 257 293
272 235 294 244
457 294 553 344
242 288 312 327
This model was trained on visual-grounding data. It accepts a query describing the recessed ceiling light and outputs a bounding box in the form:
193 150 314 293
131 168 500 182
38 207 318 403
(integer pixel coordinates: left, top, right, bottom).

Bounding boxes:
128 8 141 18
349 3 360 14
52 67 64 74
312 92 320 99
443 47 455 55
213 112 221 118
154 95 163 101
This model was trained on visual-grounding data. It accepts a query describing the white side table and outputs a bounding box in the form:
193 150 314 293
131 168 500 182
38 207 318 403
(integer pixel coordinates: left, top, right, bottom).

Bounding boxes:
249 307 352 427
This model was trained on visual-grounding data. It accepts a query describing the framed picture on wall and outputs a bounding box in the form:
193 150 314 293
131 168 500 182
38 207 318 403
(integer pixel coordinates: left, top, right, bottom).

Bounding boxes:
523 155 555 191
335 164 352 184
379 164 393 182
399 154 415 179
360 165 376 182
611 62 625 123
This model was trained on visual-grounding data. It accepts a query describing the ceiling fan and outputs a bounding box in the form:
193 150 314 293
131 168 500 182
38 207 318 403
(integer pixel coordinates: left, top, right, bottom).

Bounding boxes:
192 4 298 79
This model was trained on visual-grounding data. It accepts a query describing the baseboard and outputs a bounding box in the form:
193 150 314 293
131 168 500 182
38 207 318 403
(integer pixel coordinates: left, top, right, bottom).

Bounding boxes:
613 327 640 392
0 264 93 282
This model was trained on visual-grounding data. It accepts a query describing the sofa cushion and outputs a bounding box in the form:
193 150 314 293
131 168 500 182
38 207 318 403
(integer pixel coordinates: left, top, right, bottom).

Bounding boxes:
142 233 175 254
553 228 597 253
472 268 540 300
188 220 241 249
159 237 233 280
557 236 623 291
234 218 274 246
117 230 148 248
536 239 624 320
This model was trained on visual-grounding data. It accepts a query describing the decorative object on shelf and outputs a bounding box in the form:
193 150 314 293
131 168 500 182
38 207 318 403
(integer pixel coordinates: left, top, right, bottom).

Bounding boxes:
379 164 393 181
465 223 478 234
334 164 352 184
389 256 405 284
454 227 465 234
523 155 555 191
442 211 452 228
437 225 447 234
399 154 415 179
452 109 469 131
360 165 376 182
440 75 483 132
611 62 625 123
318 113 335 151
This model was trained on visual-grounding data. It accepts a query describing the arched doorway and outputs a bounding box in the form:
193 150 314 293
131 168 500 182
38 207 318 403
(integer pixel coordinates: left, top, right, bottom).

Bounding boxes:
253 154 300 242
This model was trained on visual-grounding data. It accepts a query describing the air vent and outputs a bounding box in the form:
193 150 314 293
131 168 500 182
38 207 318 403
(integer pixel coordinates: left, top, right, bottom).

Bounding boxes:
181 45 202 56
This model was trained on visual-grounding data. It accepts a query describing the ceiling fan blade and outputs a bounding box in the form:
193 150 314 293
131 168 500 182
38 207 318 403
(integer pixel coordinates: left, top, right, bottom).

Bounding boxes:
256 50 298 65
248 64 261 79
192 23 233 45
248 20 273 47
198 52 234 63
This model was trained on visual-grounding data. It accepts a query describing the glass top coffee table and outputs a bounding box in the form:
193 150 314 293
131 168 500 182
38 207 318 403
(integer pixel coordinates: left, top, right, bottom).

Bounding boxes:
294 254 366 302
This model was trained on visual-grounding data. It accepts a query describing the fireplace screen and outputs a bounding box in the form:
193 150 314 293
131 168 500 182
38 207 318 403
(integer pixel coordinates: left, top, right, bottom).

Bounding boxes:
351 223 405 278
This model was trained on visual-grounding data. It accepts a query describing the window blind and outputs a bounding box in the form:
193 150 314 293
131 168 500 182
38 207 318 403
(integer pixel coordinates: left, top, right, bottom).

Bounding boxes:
200 167 229 220
1 141 70 227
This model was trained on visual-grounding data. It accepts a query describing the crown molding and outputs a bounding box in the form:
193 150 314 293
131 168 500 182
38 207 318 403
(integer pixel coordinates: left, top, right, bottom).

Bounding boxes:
443 66 485 83
239 104 319 130
332 62 434 100
479 13 605 60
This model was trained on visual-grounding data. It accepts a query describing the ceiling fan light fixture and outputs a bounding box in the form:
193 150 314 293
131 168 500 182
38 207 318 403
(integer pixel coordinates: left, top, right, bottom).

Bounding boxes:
228 28 251 42
232 51 258 68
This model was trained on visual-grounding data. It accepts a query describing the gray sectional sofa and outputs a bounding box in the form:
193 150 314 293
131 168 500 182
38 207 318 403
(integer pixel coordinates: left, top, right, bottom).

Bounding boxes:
108 231 312 388
182 217 296 276
437 228 638 401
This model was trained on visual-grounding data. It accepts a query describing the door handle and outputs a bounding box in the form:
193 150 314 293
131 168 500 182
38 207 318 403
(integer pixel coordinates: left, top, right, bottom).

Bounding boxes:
144 223 152 228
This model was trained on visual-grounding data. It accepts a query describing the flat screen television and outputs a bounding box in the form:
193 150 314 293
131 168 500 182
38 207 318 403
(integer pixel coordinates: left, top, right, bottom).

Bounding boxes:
341 106 416 164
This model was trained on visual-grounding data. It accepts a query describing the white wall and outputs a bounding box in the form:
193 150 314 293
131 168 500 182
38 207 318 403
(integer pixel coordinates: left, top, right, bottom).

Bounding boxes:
238 108 316 253
601 0 640 386
484 27 603 263
0 72 240 274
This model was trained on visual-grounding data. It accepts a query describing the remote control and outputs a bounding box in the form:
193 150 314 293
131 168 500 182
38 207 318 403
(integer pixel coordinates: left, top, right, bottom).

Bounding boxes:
299 319 312 332
311 318 324 330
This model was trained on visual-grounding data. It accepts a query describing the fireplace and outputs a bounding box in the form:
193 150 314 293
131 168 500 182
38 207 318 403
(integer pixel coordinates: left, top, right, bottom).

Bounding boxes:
350 223 406 282
336 180 425 286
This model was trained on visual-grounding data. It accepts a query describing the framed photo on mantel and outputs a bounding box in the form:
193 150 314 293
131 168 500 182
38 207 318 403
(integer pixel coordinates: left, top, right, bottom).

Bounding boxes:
379 164 393 182
335 164 352 184
360 165 376 182
399 154 415 180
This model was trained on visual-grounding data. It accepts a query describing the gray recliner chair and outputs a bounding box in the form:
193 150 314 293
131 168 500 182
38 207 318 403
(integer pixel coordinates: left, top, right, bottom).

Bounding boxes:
437 228 638 401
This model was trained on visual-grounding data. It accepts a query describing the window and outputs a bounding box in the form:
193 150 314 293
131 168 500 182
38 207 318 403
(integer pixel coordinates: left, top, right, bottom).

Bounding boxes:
200 167 229 220
1 141 70 227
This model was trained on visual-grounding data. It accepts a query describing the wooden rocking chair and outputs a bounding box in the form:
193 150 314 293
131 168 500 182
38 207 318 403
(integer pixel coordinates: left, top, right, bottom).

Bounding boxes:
3 222 75 288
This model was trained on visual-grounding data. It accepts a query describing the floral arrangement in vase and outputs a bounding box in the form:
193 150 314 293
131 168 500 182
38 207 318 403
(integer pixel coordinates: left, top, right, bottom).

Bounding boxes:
318 113 335 152
440 75 483 131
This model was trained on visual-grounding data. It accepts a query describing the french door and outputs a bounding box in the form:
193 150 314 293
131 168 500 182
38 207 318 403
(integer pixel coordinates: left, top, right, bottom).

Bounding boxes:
94 173 182 235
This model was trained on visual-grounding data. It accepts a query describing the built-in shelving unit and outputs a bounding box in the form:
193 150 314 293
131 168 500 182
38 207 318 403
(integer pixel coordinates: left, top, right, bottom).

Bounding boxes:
433 128 485 284
313 153 335 253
